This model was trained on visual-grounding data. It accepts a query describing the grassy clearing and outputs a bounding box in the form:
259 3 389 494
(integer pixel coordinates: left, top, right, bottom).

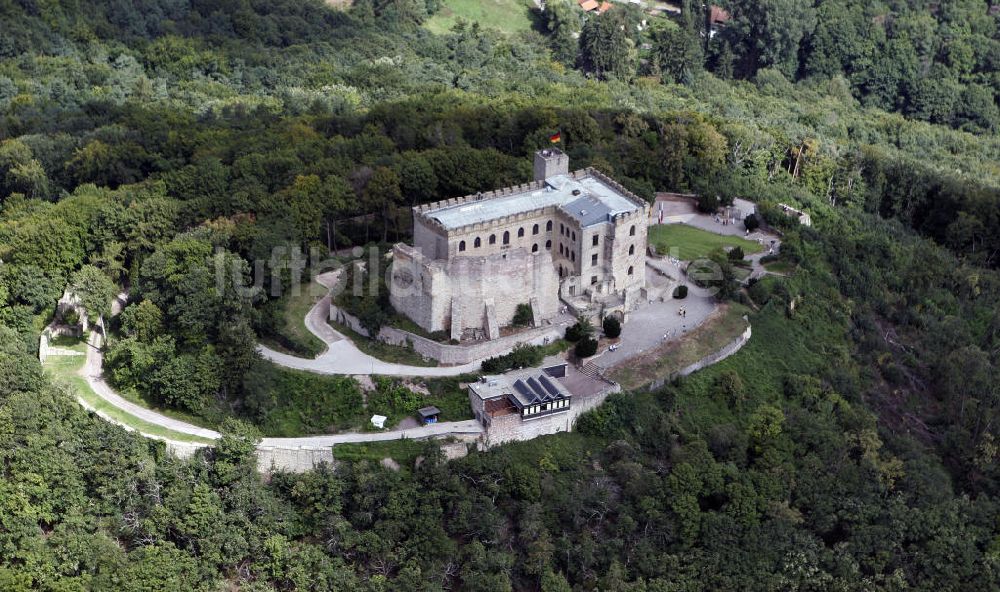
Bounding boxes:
422 374 479 421
43 340 215 445
261 279 329 357
540 338 572 357
248 365 368 437
609 303 750 390
331 321 438 367
424 0 536 35
648 224 763 261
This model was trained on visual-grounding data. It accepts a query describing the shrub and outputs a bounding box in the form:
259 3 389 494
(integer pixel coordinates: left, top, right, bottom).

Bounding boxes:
697 193 720 213
61 309 80 327
574 337 598 358
748 278 773 305
367 376 424 424
481 344 544 373
673 284 688 299
728 246 745 261
565 317 594 342
512 303 533 327
602 316 621 338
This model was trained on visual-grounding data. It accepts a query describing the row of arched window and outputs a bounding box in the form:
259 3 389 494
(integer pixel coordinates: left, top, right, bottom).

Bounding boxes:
455 222 638 253
456 220 558 252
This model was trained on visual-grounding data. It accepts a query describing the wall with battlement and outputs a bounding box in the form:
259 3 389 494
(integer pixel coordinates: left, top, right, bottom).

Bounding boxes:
608 208 648 295
393 167 651 339
413 168 648 237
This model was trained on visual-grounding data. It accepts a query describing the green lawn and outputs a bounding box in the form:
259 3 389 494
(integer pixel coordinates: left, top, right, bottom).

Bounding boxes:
424 0 536 35
648 224 763 261
43 339 216 445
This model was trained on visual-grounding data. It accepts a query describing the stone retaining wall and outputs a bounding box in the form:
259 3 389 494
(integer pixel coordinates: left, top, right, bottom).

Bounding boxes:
165 436 477 473
330 304 565 366
256 445 334 473
379 324 563 365
330 303 371 337
647 324 752 391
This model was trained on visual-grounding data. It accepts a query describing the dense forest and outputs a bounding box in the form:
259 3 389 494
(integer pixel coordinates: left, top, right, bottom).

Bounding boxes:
0 0 999 589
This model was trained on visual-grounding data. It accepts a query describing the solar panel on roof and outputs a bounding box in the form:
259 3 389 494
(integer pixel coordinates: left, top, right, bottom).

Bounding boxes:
513 379 537 403
526 377 546 398
539 375 562 396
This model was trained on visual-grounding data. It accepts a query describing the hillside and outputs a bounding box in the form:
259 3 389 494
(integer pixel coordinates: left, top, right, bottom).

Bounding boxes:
0 0 998 590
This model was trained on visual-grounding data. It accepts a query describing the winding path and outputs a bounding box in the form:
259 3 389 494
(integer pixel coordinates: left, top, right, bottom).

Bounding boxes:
61 277 485 454
76 332 481 449
257 270 483 376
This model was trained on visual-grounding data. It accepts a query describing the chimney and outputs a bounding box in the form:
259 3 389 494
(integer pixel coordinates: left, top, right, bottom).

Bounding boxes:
533 148 569 182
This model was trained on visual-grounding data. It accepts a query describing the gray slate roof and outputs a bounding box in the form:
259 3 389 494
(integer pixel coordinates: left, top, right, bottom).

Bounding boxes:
563 194 614 227
425 173 640 230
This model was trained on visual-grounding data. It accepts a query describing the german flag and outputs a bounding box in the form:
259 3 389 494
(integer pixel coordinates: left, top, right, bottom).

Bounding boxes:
549 132 561 144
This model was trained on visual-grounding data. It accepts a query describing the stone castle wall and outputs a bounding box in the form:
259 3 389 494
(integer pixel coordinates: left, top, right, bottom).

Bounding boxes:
608 209 649 294
392 169 651 337
256 445 334 472
389 243 559 336
330 302 565 365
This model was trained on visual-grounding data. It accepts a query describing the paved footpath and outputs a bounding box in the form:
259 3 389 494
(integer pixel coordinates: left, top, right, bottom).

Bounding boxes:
82 331 221 440
594 272 719 371
74 320 482 451
258 270 483 377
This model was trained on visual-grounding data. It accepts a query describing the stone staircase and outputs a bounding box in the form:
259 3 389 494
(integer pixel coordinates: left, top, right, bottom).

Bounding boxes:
580 361 603 379
580 360 618 386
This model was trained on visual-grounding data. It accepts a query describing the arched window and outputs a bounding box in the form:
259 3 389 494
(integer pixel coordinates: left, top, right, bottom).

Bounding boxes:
489 234 496 245
532 244 538 253
571 231 576 241
545 240 552 249
571 252 576 262
629 225 636 236
503 231 510 245
474 237 481 248
459 240 466 252
546 221 553 232
559 244 564 255
532 224 539 235
518 227 525 238
627 265 634 275
560 223 564 234
628 244 635 255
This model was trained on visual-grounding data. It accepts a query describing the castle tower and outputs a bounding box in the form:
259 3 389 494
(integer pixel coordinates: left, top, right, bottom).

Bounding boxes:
533 148 569 181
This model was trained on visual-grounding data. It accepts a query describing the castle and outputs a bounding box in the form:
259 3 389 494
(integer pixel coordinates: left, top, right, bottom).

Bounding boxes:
389 149 650 341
